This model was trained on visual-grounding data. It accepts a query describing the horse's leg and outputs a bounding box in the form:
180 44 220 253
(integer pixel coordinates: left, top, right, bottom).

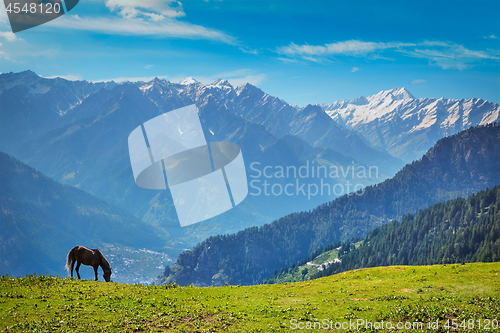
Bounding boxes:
75 261 81 279
93 266 98 281
70 260 75 279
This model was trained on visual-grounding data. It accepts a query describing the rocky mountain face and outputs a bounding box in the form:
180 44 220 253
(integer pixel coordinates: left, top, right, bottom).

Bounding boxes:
234 84 404 175
156 124 500 286
0 71 114 154
321 87 500 162
135 78 404 173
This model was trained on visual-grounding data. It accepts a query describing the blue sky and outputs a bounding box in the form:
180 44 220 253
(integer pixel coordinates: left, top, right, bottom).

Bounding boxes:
0 0 499 106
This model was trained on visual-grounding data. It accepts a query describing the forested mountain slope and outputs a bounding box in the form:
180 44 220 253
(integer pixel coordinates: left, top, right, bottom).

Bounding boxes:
267 185 500 284
156 123 500 286
314 185 500 278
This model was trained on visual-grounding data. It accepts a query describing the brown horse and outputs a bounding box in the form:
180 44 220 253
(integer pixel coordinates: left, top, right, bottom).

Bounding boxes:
66 245 112 282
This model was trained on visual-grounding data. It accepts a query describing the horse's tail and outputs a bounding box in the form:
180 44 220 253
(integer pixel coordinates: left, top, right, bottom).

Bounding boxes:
65 247 75 276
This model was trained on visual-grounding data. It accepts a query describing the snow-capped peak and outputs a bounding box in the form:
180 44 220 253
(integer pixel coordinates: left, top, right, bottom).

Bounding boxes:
321 87 499 163
177 77 199 85
207 79 233 90
214 79 232 87
368 87 415 102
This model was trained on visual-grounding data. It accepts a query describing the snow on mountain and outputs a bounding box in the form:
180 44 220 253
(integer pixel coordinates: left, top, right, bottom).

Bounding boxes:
231 83 405 175
128 77 404 175
321 88 500 162
367 87 415 102
6 70 496 175
177 77 199 85
206 79 233 90
139 82 155 92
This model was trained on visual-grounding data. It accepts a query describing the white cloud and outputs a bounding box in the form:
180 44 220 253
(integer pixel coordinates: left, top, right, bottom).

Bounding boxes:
0 0 235 45
238 46 259 55
401 41 500 70
277 39 500 70
144 12 167 22
412 79 426 84
0 29 22 62
276 57 298 63
485 34 498 39
45 14 236 43
277 40 414 58
0 31 21 42
351 67 360 73
104 0 185 19
144 64 155 69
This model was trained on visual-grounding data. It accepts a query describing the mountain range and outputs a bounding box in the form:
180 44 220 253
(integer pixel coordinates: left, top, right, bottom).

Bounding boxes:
1 70 499 283
321 87 499 162
0 71 393 260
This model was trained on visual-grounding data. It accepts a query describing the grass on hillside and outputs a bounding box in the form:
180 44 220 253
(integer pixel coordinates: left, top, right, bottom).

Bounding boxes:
269 249 341 284
311 249 340 265
270 241 364 284
1 263 499 332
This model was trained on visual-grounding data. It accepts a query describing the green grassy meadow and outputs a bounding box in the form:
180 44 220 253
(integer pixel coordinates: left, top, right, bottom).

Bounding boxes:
1 263 499 332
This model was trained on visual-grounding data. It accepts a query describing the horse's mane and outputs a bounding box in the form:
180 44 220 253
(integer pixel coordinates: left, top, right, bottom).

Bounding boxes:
95 249 111 272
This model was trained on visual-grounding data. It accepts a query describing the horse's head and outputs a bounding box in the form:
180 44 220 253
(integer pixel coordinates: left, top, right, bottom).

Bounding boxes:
103 269 112 282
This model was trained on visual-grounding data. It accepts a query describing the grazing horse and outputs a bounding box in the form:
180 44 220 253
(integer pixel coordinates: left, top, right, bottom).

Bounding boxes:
66 246 112 282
